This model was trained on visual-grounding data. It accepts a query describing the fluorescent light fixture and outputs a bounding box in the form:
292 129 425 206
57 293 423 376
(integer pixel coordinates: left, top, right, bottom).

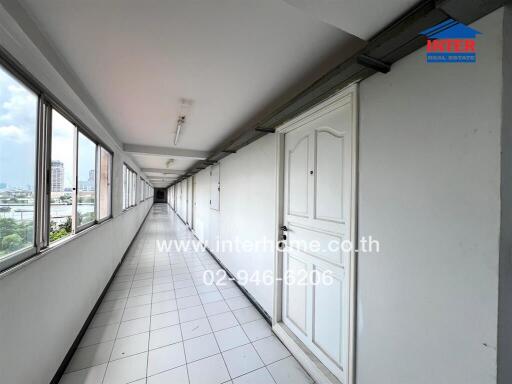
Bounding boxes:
174 115 186 145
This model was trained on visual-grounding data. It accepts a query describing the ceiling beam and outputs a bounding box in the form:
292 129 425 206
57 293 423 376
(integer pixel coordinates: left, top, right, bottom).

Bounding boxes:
141 168 187 175
148 176 178 180
123 144 209 160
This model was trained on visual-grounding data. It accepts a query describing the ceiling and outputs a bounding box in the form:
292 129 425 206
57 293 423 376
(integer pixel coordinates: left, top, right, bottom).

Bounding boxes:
15 0 415 188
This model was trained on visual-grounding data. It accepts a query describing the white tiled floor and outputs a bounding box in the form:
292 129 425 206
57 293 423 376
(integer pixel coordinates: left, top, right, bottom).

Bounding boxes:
60 204 314 384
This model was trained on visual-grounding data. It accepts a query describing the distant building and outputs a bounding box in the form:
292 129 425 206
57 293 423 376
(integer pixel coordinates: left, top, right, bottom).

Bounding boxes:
78 169 96 192
51 161 64 192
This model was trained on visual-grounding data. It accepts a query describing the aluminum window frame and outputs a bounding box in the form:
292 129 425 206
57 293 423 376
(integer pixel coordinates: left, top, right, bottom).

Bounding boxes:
0 47 114 273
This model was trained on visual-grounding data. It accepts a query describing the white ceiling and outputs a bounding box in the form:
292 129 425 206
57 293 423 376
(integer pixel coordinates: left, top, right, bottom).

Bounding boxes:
15 0 413 183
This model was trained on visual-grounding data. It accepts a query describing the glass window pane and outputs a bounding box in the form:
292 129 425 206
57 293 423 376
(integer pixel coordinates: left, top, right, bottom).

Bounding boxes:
77 133 96 227
0 66 37 260
122 165 127 209
50 110 75 242
98 147 111 220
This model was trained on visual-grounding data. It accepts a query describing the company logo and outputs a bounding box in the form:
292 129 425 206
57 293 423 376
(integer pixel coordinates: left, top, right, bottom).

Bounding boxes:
420 19 481 63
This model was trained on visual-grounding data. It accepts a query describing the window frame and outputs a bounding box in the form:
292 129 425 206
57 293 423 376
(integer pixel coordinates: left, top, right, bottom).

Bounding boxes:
122 163 138 211
97 146 113 223
0 48 115 273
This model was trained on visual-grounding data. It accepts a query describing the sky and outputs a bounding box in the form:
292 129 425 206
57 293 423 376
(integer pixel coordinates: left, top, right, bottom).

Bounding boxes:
0 66 37 189
0 65 95 191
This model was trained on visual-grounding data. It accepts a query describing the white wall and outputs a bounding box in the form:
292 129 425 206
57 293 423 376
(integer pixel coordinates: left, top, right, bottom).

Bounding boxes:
190 134 277 315
498 5 512 384
357 9 503 384
0 4 153 383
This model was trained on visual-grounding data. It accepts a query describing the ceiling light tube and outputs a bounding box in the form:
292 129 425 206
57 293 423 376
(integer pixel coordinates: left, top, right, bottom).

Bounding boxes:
174 116 186 145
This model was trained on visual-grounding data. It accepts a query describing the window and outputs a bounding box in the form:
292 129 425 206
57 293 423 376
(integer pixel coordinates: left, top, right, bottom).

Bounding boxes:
49 110 75 242
140 177 144 202
0 60 114 271
131 171 137 206
77 133 96 227
0 65 38 264
98 147 112 220
49 110 112 242
122 164 137 210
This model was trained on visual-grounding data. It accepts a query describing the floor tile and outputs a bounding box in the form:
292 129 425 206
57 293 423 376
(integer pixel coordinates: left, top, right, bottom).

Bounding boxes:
79 323 119 348
153 283 174 293
97 298 127 314
175 286 197 298
117 317 150 338
179 305 206 322
147 365 189 384
66 341 114 373
184 333 220 362
122 304 151 321
214 326 250 352
241 319 272 341
222 344 264 378
187 354 230 384
174 280 195 289
267 356 313 384
147 343 186 376
104 289 129 301
200 291 223 304
208 312 238 332
151 299 177 315
129 285 153 297
225 297 251 311
232 367 275 384
111 332 149 361
149 325 182 350
177 295 202 309
131 278 153 288
152 291 176 303
181 318 212 340
59 363 107 384
90 309 123 328
232 307 262 324
103 352 148 384
151 311 180 330
203 301 230 316
126 294 152 308
252 336 290 365
220 288 244 300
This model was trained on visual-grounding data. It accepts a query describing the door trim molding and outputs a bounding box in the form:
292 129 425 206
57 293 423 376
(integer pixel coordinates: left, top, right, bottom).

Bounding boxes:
272 83 358 384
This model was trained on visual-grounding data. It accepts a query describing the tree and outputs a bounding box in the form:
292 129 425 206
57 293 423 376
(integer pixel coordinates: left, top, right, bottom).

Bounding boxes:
1 233 23 252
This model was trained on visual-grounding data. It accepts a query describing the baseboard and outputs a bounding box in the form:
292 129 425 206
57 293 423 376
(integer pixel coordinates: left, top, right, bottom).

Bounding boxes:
50 205 153 384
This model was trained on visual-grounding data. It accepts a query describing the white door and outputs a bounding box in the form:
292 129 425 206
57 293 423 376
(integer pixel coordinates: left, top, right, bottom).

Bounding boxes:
281 90 356 382
181 181 186 220
188 177 194 228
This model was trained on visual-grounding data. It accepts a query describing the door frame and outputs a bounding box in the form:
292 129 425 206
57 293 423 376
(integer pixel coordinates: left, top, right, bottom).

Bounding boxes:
272 84 358 384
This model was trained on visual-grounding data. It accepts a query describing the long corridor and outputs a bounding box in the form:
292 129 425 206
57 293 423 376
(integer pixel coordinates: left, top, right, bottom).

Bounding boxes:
59 204 313 384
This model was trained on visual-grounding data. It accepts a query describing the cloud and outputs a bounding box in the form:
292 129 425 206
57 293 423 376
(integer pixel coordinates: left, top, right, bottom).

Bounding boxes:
0 125 30 143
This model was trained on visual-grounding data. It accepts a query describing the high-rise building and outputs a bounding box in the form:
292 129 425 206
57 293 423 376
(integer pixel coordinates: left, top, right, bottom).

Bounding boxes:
51 161 64 192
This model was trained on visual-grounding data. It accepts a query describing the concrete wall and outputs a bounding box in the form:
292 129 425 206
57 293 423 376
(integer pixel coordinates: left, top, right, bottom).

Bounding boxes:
0 4 153 383
498 5 512 384
357 9 503 384
188 134 277 315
